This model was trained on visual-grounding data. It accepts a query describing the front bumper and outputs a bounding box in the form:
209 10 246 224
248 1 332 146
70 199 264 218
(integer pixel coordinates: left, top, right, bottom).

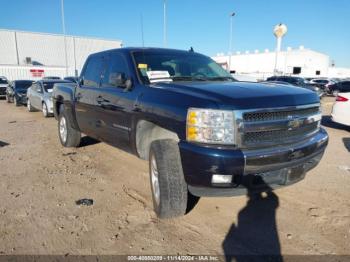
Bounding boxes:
179 128 328 196
16 95 27 104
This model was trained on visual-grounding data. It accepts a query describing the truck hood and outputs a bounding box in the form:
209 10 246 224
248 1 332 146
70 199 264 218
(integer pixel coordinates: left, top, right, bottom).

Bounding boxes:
153 81 319 109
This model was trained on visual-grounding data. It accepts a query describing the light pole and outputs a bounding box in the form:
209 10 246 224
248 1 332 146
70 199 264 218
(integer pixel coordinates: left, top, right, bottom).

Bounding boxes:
273 23 287 75
61 0 68 76
163 0 167 47
228 12 235 73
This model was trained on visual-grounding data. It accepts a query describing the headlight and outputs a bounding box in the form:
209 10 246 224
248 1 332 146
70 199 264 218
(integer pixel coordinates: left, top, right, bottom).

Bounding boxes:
186 108 235 145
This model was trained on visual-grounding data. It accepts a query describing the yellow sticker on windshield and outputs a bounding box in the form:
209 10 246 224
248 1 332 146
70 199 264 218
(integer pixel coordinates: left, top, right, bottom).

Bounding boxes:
138 63 148 69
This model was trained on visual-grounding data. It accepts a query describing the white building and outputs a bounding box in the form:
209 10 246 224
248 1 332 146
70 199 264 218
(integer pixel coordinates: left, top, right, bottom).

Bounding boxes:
213 46 335 80
0 29 122 80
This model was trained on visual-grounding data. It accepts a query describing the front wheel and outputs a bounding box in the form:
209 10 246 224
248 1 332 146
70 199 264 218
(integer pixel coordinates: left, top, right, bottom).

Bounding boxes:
14 96 20 107
149 139 189 218
58 111 81 147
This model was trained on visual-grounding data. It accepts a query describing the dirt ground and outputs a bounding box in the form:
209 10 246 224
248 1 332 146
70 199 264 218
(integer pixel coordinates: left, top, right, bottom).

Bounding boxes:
0 96 349 256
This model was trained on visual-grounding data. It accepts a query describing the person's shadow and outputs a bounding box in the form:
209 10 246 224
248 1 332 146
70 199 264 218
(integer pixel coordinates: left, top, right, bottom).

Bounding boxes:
222 175 282 262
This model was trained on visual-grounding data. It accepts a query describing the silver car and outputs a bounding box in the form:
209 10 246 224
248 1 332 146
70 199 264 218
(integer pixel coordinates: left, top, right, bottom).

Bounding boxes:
27 80 70 117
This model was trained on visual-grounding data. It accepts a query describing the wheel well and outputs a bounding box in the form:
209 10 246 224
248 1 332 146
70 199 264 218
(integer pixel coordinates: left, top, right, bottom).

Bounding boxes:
136 120 179 160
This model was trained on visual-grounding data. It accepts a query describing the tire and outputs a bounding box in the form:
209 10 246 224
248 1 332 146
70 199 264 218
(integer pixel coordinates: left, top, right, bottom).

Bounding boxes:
6 95 11 103
27 99 35 112
58 109 81 147
149 139 188 218
42 102 49 118
14 96 20 107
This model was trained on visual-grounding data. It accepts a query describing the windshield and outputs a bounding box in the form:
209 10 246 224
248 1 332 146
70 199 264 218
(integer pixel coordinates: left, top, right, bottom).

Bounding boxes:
15 81 33 90
43 81 67 92
132 51 234 84
0 78 8 84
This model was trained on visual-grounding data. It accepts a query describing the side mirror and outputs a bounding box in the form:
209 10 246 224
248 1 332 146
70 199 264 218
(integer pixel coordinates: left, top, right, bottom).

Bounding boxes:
79 77 84 86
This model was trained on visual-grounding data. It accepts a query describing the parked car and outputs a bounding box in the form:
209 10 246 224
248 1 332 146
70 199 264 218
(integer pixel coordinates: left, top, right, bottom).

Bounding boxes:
27 80 70 117
64 76 79 83
6 80 34 106
309 78 335 92
0 76 9 98
266 76 323 97
331 91 350 127
53 48 328 218
43 76 61 80
326 81 350 96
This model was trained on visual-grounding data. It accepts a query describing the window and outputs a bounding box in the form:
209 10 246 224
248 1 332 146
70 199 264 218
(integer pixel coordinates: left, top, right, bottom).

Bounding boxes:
341 82 350 92
82 55 104 87
316 70 321 75
293 67 302 75
102 53 130 87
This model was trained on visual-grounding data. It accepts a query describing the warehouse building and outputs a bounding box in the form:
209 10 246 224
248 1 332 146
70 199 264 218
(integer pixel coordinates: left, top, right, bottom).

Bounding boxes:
0 29 122 80
212 46 337 80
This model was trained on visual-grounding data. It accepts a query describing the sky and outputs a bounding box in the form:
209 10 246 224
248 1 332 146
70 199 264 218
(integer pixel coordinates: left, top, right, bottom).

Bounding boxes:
1 0 349 67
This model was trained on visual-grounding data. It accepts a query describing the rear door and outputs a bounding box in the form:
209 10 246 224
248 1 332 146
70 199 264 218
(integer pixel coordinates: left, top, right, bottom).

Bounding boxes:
30 82 43 109
75 54 104 137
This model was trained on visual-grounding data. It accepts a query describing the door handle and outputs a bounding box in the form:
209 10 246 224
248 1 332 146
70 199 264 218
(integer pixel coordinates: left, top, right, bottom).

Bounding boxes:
76 93 83 100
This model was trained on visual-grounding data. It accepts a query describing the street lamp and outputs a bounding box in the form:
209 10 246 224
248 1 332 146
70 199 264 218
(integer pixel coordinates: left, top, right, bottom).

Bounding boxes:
61 0 68 77
228 12 235 73
273 23 288 75
163 0 167 47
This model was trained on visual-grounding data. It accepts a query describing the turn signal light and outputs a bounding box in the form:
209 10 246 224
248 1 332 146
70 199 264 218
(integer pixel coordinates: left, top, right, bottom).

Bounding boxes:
336 96 349 102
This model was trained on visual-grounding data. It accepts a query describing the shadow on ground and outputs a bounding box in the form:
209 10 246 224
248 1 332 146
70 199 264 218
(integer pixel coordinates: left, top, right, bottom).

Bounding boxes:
222 176 282 262
0 141 10 147
343 138 350 152
79 136 101 147
322 116 350 131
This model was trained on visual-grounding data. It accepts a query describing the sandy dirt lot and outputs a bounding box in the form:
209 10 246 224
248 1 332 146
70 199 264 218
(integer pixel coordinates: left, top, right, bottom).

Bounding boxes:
0 96 349 257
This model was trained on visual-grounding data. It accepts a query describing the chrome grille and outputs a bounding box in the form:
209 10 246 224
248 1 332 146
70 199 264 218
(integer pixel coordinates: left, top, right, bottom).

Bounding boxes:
243 122 319 146
243 107 320 122
237 104 321 149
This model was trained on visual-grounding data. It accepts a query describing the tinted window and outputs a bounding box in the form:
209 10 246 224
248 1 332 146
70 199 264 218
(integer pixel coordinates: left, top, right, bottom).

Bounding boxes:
102 53 129 87
0 78 8 84
42 81 68 92
82 55 104 87
341 82 350 92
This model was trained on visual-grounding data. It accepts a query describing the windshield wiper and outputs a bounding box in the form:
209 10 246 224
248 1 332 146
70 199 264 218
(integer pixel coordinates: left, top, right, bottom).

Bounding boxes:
207 76 236 82
171 76 209 82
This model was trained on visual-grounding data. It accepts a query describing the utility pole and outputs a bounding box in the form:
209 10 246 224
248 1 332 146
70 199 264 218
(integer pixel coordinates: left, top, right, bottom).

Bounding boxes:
61 0 68 76
228 12 235 73
163 0 167 47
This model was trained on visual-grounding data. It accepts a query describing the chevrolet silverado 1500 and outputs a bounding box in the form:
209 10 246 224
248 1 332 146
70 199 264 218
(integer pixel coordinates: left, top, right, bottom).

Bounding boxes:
53 48 328 218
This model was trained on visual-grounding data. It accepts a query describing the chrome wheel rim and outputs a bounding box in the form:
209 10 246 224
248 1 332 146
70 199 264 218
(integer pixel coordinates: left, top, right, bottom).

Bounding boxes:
59 116 67 143
43 103 47 116
150 153 160 206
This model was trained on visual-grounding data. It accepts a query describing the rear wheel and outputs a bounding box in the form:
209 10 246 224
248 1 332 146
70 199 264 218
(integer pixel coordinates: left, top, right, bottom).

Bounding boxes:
149 139 188 218
27 99 35 112
58 110 81 147
42 102 49 117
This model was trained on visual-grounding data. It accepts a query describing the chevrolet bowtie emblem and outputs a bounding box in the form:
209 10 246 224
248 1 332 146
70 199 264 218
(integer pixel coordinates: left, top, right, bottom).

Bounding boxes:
288 118 301 129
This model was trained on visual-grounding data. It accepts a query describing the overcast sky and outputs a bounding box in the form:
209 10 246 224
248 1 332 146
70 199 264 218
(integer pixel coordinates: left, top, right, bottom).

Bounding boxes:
1 0 349 67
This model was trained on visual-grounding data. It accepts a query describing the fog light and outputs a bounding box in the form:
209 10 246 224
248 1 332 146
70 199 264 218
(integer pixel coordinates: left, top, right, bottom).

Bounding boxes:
211 174 233 184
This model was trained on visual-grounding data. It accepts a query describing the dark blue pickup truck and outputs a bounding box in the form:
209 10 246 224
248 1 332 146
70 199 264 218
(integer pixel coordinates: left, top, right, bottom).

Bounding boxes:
53 47 328 218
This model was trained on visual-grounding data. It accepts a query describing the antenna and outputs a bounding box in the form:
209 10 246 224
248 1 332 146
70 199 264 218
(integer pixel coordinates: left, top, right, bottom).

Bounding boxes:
140 13 145 47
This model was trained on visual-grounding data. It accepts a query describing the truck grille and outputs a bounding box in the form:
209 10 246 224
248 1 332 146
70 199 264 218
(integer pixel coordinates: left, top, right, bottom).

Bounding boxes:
237 105 321 148
243 107 319 122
